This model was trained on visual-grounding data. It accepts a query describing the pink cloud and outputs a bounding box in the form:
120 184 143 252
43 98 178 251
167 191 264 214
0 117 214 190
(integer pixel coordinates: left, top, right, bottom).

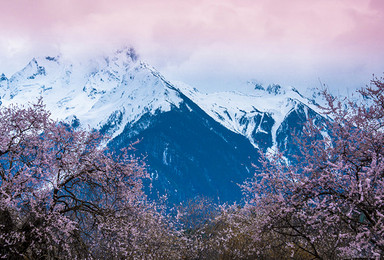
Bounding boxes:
0 0 380 51
0 0 383 91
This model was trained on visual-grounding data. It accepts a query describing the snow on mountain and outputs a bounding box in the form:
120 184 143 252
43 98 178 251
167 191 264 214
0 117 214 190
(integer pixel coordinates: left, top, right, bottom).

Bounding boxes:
0 46 324 152
0 48 330 203
0 74 8 101
0 47 182 139
176 80 321 149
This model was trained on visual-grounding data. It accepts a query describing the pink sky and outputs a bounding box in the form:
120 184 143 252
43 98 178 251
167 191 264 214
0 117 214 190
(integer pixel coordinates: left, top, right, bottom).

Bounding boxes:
0 0 384 92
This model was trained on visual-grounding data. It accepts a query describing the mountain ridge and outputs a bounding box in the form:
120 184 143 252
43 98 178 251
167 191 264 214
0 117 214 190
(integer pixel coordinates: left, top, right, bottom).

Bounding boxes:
0 47 327 203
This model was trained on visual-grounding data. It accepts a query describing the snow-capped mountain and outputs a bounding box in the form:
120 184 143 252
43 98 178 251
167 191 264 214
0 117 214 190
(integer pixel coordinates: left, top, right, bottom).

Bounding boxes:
176 81 324 152
1 47 182 140
0 48 326 203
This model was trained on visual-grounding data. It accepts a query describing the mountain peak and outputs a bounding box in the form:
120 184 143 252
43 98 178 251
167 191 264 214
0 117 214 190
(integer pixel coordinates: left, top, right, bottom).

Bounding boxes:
242 81 293 96
45 55 61 63
102 46 138 69
0 73 7 81
114 46 138 62
266 84 285 95
1 48 183 140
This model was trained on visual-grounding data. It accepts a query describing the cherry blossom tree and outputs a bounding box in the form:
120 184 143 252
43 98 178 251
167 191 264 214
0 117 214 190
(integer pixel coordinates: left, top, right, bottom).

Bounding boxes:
0 100 183 259
245 79 384 258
